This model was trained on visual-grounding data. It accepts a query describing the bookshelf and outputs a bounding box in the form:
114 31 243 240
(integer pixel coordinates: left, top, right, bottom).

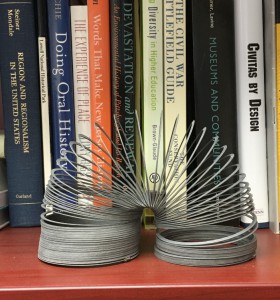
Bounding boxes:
0 227 280 300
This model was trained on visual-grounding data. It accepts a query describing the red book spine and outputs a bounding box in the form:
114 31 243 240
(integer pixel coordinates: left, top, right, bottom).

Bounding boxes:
88 0 112 204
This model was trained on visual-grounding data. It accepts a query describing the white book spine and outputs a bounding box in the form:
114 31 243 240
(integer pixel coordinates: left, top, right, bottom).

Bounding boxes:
38 37 52 187
264 0 279 233
141 0 164 191
163 0 187 207
234 0 269 225
71 5 92 180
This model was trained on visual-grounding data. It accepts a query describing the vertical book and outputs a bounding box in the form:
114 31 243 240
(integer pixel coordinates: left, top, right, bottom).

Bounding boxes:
141 0 164 192
264 0 279 233
0 0 44 226
88 0 112 202
189 0 239 226
163 0 187 210
275 0 280 232
234 0 269 227
110 0 136 183
70 0 92 182
36 0 52 186
46 0 76 169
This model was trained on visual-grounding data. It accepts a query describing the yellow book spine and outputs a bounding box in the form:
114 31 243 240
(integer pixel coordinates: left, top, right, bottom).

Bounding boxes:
163 0 187 210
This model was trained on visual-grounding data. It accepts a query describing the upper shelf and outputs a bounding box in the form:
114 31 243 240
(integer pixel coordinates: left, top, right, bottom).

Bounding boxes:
0 227 280 300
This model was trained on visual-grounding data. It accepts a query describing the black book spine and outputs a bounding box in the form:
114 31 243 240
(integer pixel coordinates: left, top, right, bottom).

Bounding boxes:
190 0 239 225
110 0 136 181
0 0 44 226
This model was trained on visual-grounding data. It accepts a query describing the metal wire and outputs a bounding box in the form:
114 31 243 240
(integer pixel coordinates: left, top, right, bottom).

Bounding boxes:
38 112 257 267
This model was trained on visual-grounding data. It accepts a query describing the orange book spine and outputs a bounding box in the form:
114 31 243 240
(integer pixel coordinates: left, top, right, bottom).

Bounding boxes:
88 0 112 204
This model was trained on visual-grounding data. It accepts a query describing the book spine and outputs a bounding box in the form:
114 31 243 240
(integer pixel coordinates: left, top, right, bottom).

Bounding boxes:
70 0 92 180
0 0 44 226
141 0 164 191
110 0 136 182
264 0 278 233
0 158 8 229
88 0 112 199
134 0 142 182
235 0 269 227
37 0 52 186
0 88 3 130
0 130 4 158
46 0 75 169
163 0 187 207
191 0 239 226
276 0 280 230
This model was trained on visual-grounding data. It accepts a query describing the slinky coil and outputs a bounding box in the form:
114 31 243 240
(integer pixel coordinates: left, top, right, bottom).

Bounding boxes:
38 113 257 267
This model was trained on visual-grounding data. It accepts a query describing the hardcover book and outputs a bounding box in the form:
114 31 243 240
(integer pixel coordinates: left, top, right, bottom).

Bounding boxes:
110 0 136 182
46 0 76 169
234 0 269 227
0 0 44 226
189 0 239 226
0 130 4 158
0 87 3 130
0 158 8 229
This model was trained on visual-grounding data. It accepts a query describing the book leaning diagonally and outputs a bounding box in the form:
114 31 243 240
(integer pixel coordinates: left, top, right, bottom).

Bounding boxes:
234 0 269 227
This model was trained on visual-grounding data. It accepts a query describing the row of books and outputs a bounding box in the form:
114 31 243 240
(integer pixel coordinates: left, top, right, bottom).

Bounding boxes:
0 0 137 227
143 0 270 229
0 0 279 232
264 0 280 233
141 0 274 230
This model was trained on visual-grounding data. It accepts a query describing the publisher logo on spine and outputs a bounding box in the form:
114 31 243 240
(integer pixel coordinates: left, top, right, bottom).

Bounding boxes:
149 173 160 183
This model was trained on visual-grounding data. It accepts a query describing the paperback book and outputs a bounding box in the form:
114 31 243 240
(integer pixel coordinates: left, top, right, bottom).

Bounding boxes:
141 0 164 192
88 0 112 199
234 0 269 227
37 0 52 186
70 0 92 182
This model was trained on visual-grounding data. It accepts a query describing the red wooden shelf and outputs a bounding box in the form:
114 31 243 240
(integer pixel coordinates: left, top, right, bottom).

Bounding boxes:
0 227 280 300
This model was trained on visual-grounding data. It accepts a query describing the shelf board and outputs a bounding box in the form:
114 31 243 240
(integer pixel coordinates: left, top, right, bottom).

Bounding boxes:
0 227 280 299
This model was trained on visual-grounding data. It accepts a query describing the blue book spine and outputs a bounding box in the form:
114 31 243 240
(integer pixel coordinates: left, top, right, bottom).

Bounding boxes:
46 0 76 169
0 0 44 226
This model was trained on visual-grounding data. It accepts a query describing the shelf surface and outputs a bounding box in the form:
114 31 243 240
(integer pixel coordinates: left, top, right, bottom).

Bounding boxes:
0 227 280 300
